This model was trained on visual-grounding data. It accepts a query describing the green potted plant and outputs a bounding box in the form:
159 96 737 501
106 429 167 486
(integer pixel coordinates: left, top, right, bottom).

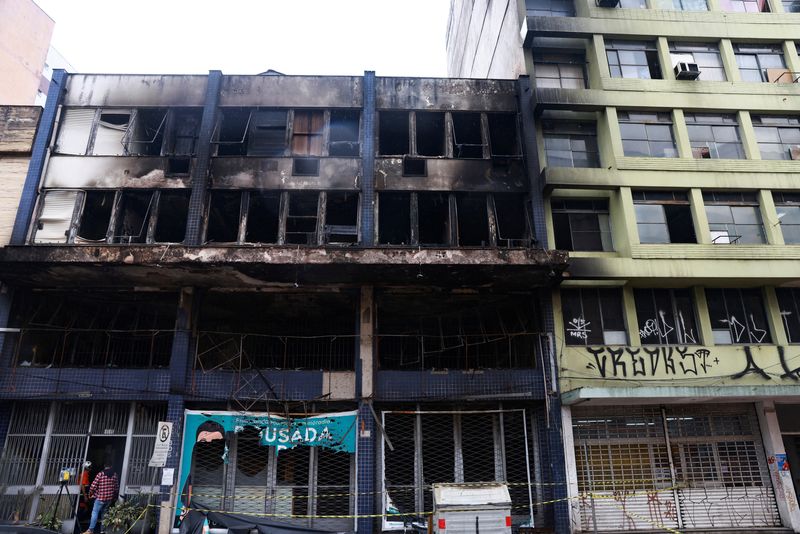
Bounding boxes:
35 510 62 532
102 498 149 534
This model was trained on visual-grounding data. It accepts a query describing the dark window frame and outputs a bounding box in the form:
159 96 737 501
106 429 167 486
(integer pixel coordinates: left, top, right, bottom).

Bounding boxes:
633 190 696 244
543 120 600 168
703 191 765 245
634 288 700 345
618 111 678 158
706 288 772 344
606 40 663 80
561 287 628 346
684 113 745 160
552 198 613 252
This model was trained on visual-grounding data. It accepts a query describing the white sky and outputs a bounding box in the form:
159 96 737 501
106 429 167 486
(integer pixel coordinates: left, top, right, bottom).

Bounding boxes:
33 0 452 77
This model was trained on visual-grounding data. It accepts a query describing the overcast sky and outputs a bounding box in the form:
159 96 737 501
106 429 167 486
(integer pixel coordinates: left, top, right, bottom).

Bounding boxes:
33 0 452 77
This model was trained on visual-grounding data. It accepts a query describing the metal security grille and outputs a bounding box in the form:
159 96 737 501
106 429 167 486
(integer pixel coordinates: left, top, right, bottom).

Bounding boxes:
185 421 355 531
573 404 780 531
381 407 537 530
0 401 166 523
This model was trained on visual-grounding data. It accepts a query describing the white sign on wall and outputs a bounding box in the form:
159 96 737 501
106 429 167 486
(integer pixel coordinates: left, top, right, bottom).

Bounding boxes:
148 421 172 468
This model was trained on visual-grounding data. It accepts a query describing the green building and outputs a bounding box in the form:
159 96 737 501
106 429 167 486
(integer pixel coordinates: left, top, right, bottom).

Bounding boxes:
448 0 800 531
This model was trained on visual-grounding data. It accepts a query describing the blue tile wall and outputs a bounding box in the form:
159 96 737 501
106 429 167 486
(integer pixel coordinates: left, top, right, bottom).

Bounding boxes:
360 71 376 246
375 369 546 401
356 402 376 534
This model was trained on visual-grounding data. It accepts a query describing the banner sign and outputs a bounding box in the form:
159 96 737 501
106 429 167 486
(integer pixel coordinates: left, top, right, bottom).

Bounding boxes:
176 410 357 516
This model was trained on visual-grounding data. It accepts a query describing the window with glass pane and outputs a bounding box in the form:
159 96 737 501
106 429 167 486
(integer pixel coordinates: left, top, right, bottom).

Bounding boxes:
633 190 696 243
773 192 800 244
669 42 726 81
784 0 800 11
543 121 599 167
552 199 613 251
733 44 786 82
703 191 765 244
777 288 800 343
634 289 699 345
606 40 662 79
706 288 771 344
618 0 647 7
721 0 768 11
685 113 745 159
667 0 708 10
751 115 800 160
534 51 586 88
561 288 627 346
525 0 575 16
619 111 678 157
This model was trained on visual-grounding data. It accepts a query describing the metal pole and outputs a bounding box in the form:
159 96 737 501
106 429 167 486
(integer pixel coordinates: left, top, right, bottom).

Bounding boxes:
582 445 598 534
521 410 535 528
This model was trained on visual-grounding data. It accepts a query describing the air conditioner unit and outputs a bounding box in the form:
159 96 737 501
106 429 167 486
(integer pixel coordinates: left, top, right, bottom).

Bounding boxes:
674 62 701 80
596 0 620 7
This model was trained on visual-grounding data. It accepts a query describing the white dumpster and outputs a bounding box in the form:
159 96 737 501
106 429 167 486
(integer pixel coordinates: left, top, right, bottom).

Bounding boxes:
432 483 512 534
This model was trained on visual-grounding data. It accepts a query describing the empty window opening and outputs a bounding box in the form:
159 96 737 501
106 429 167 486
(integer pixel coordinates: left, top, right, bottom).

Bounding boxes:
94 112 131 155
112 191 154 244
379 111 410 155
77 191 115 242
195 292 356 371
215 109 251 156
206 191 242 243
493 194 531 247
402 157 426 176
293 157 320 176
377 293 540 370
418 193 450 246
633 190 696 244
416 112 446 157
165 109 202 156
378 193 412 245
10 290 176 368
456 194 490 246
451 112 485 158
325 192 359 244
125 109 167 156
487 114 520 157
246 191 281 243
329 110 360 157
154 191 190 243
167 157 191 175
291 110 323 156
249 110 288 156
285 192 320 245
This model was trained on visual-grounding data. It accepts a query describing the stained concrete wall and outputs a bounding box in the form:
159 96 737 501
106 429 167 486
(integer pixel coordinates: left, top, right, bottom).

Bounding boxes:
0 0 53 105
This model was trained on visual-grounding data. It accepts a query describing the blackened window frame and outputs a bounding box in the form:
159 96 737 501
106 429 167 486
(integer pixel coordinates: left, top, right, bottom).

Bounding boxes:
551 198 613 252
633 190 696 244
706 288 772 345
561 287 628 346
542 120 600 168
634 288 700 345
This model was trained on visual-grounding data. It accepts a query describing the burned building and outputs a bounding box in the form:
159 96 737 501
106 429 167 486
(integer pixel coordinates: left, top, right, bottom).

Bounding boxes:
0 71 568 533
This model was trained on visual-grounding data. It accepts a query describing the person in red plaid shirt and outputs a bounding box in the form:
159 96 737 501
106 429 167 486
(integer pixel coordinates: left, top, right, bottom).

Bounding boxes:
83 463 119 534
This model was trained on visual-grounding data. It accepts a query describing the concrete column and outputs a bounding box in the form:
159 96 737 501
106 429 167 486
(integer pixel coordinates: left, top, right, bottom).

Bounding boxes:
11 70 68 244
738 111 761 160
360 71 376 246
706 0 721 12
693 286 715 346
769 0 786 12
623 285 641 347
185 70 223 246
547 397 570 534
783 42 800 78
612 187 639 257
719 40 741 83
602 107 623 167
169 288 194 396
760 190 785 245
588 35 610 88
158 394 185 534
656 38 675 80
356 286 376 533
560 406 581 532
764 287 789 345
672 109 693 159
688 188 711 244
757 400 800 533
518 77 550 248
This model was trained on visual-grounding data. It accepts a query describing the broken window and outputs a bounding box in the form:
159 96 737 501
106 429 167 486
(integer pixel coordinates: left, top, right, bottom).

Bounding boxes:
734 43 786 82
685 113 745 159
33 190 79 244
378 193 412 245
249 110 288 156
543 120 600 168
324 192 359 244
285 192 320 245
206 191 242 243
376 293 540 369
552 198 613 251
773 192 800 244
76 191 115 242
291 110 323 156
110 191 154 244
418 193 451 246
195 291 356 371
633 190 696 244
561 287 627 345
154 191 190 243
703 191 765 244
124 109 167 156
329 110 360 156
165 109 202 155
706 288 771 344
379 111 410 155
634 288 699 345
10 290 176 368
455 193 490 246
416 112 446 157
493 194 531 247
215 108 251 156
777 288 800 343
245 191 281 243
93 111 131 155
606 40 662 80
451 112 485 158
487 113 520 157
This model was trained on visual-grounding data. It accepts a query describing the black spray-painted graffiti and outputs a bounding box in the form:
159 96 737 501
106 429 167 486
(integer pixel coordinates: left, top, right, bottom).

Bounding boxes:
586 346 715 378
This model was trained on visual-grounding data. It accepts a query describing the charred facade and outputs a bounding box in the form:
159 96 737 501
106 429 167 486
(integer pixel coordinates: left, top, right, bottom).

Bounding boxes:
0 72 567 534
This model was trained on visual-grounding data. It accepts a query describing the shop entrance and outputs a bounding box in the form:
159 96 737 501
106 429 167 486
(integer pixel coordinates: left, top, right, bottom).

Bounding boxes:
85 436 126 483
